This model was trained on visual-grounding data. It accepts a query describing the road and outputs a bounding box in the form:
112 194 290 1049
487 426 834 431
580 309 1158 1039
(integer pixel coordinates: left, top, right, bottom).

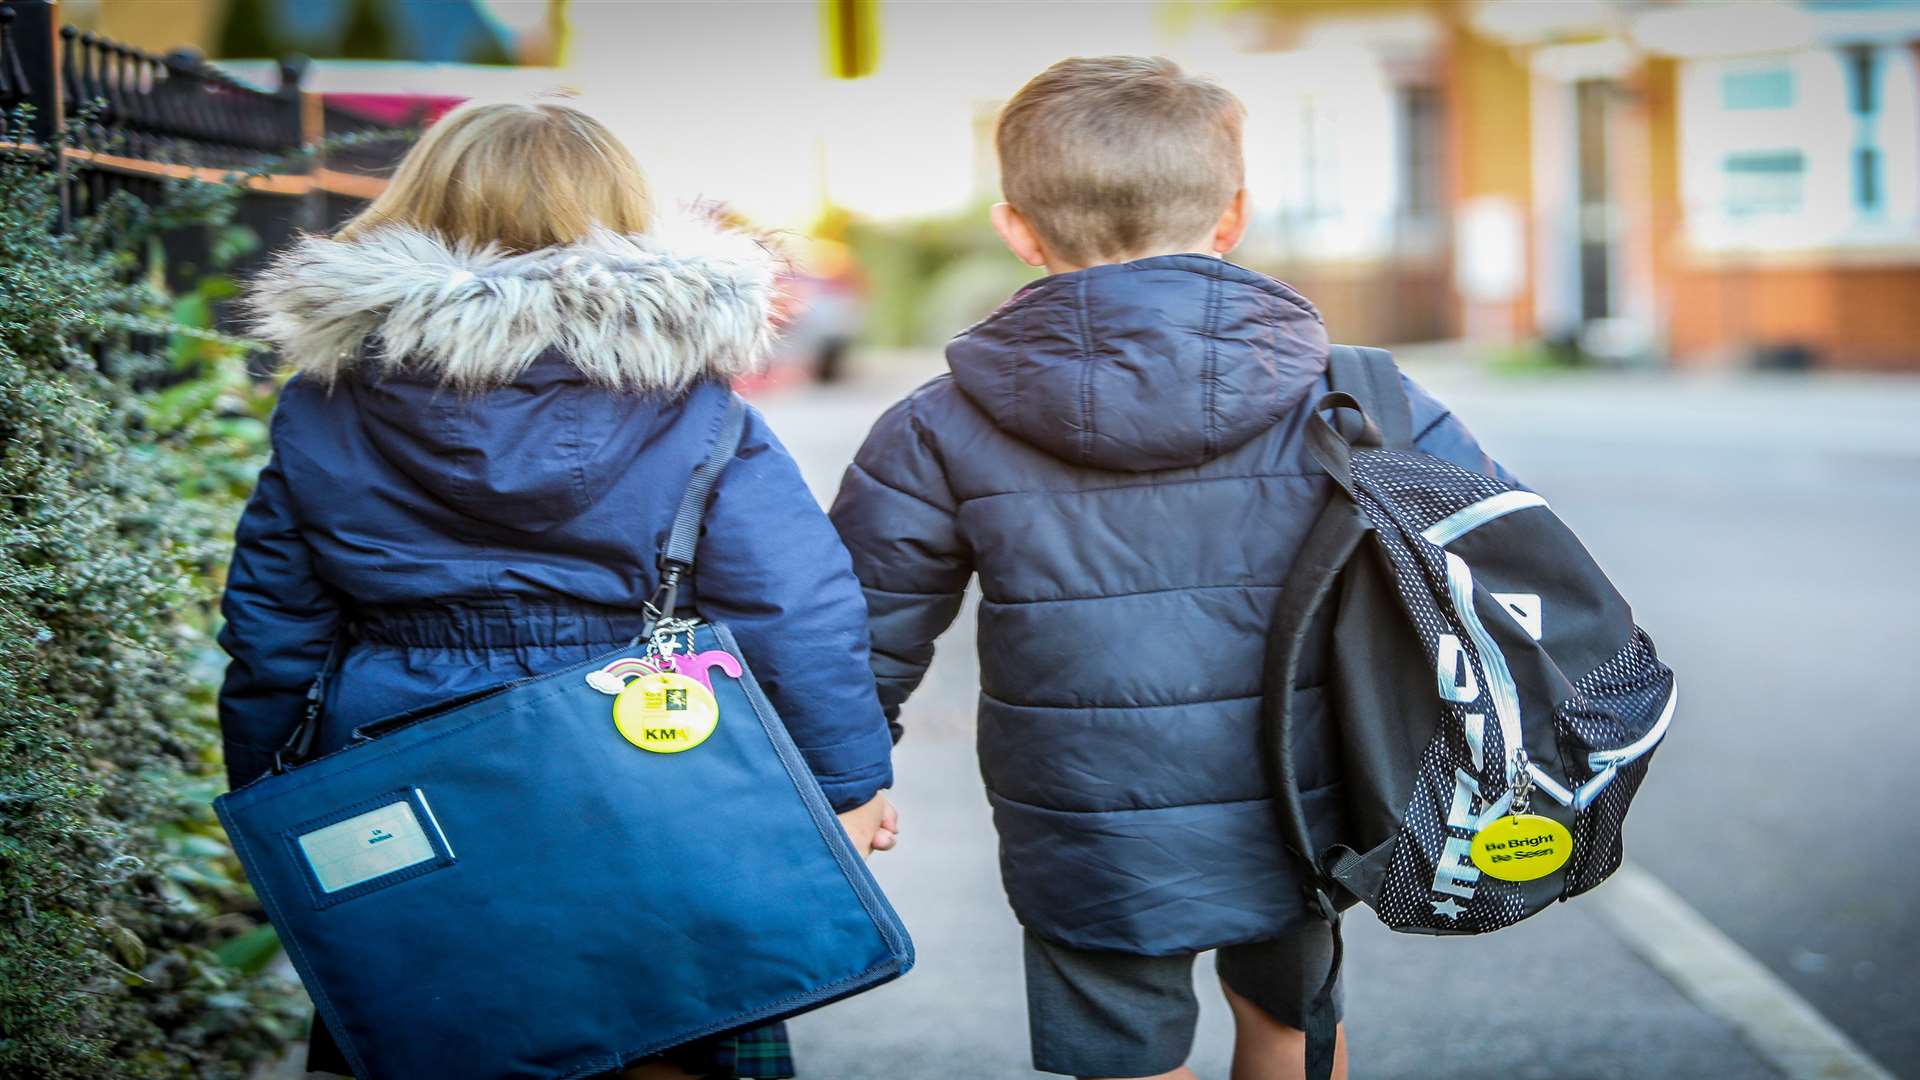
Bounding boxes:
758 346 1919 1079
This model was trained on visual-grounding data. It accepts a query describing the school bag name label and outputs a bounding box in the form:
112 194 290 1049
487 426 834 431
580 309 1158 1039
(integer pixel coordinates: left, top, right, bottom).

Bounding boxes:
298 800 439 893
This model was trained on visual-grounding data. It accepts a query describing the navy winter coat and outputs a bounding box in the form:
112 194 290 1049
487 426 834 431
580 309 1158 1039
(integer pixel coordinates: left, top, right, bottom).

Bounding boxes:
830 254 1509 955
219 222 893 814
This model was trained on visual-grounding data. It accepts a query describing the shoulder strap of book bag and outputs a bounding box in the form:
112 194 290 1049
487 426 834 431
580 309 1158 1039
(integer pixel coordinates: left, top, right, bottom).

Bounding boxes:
647 394 749 624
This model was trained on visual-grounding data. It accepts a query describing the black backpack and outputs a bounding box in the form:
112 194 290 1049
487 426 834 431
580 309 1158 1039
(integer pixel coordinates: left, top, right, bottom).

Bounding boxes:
1263 347 1676 1079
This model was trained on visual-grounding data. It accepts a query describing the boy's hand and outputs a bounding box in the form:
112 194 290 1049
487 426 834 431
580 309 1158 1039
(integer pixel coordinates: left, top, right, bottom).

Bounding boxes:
836 793 899 857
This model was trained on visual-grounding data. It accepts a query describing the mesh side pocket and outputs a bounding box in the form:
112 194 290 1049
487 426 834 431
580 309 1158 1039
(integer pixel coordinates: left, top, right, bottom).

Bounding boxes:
1564 753 1656 897
1557 629 1673 897
1561 629 1670 753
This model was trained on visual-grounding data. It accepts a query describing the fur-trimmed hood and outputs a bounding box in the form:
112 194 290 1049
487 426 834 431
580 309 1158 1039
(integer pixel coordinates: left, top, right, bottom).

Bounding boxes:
244 217 778 393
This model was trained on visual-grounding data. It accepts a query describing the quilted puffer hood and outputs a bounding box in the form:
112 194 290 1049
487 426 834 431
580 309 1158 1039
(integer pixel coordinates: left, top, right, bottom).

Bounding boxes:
946 255 1330 472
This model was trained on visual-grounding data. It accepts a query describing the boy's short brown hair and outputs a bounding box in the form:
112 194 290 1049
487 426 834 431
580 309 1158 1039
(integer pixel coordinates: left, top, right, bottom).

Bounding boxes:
996 56 1245 267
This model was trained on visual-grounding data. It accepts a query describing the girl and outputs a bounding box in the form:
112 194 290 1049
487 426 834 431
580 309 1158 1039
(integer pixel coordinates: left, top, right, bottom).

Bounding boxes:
220 100 897 1079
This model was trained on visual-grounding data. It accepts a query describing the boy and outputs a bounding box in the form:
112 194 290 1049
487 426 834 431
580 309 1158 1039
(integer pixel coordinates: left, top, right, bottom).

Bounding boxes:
829 56 1507 1080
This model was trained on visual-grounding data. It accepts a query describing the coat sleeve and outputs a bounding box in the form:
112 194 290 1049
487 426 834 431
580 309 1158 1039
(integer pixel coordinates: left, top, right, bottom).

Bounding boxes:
217 422 342 789
827 392 973 739
1402 372 1522 487
694 406 894 812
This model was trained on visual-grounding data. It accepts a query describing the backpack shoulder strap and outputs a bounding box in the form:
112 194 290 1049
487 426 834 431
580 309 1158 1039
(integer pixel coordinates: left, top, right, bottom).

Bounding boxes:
1264 391 1369 1080
1281 346 1409 1080
1327 345 1413 450
650 394 749 621
1263 346 1390 870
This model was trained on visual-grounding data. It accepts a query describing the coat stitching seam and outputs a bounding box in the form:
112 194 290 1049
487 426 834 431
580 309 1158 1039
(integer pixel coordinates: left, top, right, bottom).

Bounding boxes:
986 788 1277 815
1203 272 1221 458
847 461 956 514
979 582 1283 606
980 688 1265 711
1075 276 1095 464
903 393 966 513
962 470 1325 503
860 582 966 598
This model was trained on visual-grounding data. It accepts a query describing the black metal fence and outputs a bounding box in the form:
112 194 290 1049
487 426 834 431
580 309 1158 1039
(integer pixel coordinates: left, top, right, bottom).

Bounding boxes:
0 0 414 308
60 27 302 169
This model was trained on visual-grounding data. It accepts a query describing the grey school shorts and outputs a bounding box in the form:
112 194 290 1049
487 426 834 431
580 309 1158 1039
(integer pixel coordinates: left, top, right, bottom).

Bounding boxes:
1023 923 1344 1078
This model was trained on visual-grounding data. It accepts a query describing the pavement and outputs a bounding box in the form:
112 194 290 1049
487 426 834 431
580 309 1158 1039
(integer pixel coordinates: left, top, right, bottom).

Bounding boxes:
751 346 1919 1080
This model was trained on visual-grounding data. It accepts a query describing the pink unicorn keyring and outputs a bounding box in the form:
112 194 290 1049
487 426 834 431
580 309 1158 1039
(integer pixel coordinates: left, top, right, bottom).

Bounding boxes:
584 650 743 696
669 650 744 692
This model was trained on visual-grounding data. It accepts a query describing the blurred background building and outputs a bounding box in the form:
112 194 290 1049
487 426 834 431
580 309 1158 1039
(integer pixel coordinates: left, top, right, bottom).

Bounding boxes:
51 0 1920 370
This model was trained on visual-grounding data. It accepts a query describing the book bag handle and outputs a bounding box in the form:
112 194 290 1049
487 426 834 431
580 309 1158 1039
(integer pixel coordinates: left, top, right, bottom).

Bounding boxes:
274 395 748 774
1267 345 1411 1080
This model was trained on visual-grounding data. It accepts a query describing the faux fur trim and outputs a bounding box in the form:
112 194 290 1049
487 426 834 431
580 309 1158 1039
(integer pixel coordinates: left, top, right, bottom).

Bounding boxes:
244 215 778 393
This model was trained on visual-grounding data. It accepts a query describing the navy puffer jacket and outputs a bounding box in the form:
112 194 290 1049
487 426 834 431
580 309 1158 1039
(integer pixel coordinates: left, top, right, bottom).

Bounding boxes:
219 221 893 813
830 255 1508 955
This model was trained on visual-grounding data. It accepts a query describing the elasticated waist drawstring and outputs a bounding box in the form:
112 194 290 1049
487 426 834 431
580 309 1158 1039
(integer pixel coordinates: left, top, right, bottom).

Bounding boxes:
351 601 650 651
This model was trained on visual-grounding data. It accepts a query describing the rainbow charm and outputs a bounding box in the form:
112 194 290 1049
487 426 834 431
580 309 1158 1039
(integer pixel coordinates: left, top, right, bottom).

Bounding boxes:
585 657 662 696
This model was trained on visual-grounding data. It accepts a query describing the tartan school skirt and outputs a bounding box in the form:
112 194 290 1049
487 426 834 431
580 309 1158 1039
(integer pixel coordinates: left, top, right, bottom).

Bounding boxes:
305 1014 796 1078
652 1023 797 1079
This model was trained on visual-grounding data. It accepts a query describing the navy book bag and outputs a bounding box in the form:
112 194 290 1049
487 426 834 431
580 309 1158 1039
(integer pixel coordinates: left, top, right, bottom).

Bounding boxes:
215 397 912 1079
1263 348 1675 1079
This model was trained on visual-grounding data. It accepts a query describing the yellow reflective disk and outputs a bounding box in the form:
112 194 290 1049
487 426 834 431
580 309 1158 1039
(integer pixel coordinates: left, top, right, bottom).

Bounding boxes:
612 671 720 754
1468 813 1573 881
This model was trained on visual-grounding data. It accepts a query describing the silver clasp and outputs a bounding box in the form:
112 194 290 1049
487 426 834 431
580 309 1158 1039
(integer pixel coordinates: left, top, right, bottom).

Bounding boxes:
1510 747 1533 816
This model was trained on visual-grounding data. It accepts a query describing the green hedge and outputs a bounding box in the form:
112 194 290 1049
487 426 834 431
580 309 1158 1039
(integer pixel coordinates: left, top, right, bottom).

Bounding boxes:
0 126 304 1077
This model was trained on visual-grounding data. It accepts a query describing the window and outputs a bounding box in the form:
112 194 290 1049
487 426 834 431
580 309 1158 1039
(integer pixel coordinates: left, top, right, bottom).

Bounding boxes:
1724 151 1805 216
1856 146 1880 211
1576 80 1617 322
1722 68 1794 110
1845 45 1882 212
1846 45 1878 116
1395 85 1444 221
1681 45 1919 252
1296 95 1342 223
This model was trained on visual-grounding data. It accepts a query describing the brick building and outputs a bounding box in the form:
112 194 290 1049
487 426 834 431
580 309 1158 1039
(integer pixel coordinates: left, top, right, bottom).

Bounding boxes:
1239 0 1920 370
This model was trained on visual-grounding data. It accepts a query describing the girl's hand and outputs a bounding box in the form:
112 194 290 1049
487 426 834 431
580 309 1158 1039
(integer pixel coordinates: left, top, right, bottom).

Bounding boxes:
836 793 899 857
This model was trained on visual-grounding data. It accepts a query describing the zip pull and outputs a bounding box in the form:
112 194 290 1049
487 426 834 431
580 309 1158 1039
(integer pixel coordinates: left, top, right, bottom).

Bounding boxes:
1510 747 1533 816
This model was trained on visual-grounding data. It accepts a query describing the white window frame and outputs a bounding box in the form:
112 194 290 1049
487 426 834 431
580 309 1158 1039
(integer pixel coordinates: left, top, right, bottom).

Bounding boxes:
1679 44 1920 259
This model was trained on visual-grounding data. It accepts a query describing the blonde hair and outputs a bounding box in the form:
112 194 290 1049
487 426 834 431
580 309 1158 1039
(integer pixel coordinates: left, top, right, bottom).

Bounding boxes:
996 56 1245 266
339 100 651 252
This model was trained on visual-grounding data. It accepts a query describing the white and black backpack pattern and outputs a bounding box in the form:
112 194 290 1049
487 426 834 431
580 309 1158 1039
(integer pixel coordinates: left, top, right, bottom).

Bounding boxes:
1262 347 1675 1078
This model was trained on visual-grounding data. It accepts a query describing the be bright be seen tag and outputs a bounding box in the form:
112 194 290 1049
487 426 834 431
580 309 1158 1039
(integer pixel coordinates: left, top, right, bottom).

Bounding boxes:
1468 813 1571 881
